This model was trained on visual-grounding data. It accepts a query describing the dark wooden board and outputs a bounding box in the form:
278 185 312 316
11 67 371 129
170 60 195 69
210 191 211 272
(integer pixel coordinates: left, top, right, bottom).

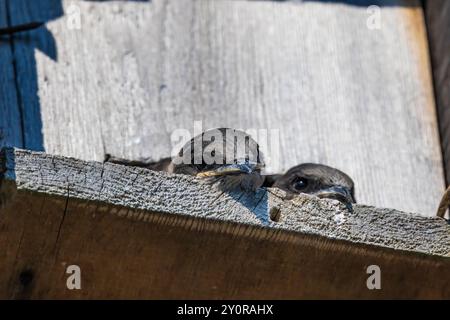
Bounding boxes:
1 148 449 299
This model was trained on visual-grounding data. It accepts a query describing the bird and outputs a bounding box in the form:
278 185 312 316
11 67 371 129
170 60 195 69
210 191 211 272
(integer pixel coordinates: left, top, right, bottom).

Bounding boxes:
269 163 356 209
0 21 44 36
106 129 356 200
171 128 265 191
106 128 265 191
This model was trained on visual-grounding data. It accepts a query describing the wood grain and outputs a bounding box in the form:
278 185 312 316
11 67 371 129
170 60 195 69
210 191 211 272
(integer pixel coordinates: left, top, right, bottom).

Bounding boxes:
1 148 449 299
2 0 444 216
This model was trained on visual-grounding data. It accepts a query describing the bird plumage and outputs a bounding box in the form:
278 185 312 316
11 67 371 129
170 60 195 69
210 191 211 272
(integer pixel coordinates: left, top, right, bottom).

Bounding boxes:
171 128 265 191
272 163 355 207
105 129 357 203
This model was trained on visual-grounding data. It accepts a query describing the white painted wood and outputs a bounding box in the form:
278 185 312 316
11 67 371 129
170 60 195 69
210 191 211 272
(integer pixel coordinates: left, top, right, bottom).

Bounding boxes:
3 0 444 216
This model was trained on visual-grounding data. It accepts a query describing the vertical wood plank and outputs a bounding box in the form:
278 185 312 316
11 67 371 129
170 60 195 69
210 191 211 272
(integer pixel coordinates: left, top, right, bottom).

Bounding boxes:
425 0 450 185
6 0 65 151
0 0 23 149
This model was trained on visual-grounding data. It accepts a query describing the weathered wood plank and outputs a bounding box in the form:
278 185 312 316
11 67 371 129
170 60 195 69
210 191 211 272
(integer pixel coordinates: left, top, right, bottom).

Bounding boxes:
8 0 443 216
425 0 450 187
0 0 23 149
0 148 449 299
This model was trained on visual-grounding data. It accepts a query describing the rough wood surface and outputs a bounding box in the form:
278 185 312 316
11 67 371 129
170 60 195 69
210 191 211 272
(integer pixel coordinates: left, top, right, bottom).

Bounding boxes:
1 0 444 217
425 0 450 186
0 148 449 299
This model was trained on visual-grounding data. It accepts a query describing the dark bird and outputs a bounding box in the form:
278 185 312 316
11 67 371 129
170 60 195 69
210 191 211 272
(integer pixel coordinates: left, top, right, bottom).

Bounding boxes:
270 163 356 208
105 128 265 191
171 128 265 191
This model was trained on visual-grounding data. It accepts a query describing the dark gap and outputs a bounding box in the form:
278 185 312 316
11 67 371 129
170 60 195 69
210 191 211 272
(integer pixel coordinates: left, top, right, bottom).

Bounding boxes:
422 0 449 188
19 269 34 287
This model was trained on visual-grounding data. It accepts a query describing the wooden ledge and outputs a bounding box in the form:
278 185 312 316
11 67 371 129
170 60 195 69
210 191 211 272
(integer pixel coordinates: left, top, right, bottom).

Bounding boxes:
0 148 449 299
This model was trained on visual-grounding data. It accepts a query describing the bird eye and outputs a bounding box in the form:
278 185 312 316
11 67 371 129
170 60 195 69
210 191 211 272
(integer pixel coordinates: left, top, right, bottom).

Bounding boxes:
292 177 308 191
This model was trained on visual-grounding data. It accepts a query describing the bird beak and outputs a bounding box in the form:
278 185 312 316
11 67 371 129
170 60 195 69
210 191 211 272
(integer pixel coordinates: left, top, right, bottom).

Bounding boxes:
196 162 262 177
315 185 355 207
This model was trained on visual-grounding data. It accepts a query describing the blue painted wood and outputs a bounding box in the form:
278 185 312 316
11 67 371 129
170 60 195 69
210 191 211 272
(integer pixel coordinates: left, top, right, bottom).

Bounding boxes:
0 0 23 149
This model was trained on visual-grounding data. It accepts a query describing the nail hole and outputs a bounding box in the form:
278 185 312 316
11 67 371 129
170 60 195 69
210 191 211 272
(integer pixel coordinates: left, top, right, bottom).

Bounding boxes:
269 206 281 222
19 269 34 287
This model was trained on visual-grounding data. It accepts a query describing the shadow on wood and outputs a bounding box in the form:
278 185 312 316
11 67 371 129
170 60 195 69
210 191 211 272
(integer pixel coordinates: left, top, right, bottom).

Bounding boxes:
0 0 150 151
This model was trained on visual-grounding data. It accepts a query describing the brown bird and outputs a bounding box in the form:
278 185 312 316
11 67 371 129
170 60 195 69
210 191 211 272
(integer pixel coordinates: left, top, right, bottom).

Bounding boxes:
270 163 356 209
171 128 265 191
106 128 265 191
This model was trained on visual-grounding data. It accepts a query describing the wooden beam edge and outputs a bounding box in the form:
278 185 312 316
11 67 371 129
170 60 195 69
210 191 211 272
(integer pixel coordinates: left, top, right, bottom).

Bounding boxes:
1 147 450 259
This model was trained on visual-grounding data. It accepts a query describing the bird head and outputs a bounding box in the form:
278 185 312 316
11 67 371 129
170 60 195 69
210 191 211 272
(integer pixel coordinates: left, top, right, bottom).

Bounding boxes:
272 163 355 206
172 128 265 191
